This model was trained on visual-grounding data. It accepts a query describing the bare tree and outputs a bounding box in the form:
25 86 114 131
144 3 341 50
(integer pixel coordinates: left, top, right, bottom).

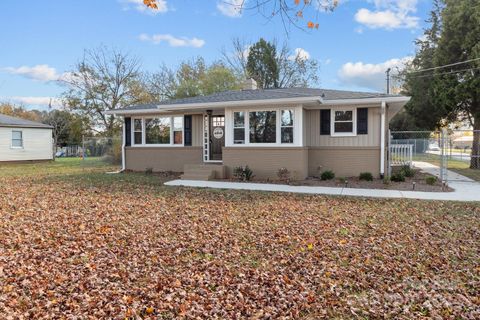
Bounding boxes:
61 47 146 136
43 108 70 157
222 37 319 88
221 38 250 79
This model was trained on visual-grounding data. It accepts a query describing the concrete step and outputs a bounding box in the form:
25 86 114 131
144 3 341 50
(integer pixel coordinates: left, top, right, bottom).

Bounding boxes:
181 172 215 181
183 163 226 180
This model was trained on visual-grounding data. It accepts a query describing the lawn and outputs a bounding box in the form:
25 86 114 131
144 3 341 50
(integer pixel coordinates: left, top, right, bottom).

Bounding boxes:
0 159 479 319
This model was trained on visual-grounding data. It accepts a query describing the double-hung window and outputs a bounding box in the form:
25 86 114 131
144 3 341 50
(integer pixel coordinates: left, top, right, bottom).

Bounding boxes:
233 112 245 144
332 109 356 136
133 119 143 145
173 116 183 144
280 110 294 143
12 130 23 148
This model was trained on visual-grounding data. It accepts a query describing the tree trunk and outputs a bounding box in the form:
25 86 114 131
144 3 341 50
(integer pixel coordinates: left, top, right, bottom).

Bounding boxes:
471 113 480 170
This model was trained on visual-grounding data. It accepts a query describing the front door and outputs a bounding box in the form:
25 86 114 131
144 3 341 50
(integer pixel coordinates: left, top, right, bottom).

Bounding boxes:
209 115 225 161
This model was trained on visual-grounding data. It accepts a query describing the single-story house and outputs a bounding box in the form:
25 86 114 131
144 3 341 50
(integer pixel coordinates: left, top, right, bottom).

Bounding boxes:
0 114 53 162
106 80 410 180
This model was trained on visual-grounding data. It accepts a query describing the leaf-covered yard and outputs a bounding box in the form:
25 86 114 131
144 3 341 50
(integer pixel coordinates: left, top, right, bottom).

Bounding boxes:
0 159 479 319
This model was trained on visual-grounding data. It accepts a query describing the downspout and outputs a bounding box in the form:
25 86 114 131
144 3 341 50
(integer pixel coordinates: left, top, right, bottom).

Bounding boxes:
380 101 386 179
121 117 126 172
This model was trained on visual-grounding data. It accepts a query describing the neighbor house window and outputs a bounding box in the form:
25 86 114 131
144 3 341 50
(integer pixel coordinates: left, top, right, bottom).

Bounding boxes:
133 119 143 145
332 109 356 136
249 111 276 143
12 130 23 148
145 117 170 144
173 116 183 144
281 110 294 143
233 111 245 144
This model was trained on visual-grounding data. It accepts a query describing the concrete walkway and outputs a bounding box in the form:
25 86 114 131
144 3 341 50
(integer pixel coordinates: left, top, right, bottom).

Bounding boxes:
165 179 480 202
413 161 474 182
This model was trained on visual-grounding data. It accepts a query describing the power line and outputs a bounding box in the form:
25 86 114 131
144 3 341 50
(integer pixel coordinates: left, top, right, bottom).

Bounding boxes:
408 57 480 74
396 66 480 79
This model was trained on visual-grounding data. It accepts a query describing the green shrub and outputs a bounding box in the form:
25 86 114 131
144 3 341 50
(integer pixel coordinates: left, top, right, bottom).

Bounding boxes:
277 167 290 181
383 176 391 185
400 165 415 178
233 166 244 181
425 176 437 185
233 165 255 181
390 172 405 182
244 166 254 181
321 170 335 180
359 172 373 181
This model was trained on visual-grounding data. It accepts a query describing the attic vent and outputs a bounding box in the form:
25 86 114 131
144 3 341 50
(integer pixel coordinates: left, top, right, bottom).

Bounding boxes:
242 78 257 90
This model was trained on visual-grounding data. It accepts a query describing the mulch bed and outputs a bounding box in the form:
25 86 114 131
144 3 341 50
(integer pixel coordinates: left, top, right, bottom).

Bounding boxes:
220 170 453 193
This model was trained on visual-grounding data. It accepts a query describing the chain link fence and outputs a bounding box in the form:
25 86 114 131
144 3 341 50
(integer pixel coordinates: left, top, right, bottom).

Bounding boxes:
390 130 480 182
55 136 122 170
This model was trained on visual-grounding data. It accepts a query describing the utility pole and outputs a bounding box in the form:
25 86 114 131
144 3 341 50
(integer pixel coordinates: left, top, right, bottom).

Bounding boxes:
386 68 391 94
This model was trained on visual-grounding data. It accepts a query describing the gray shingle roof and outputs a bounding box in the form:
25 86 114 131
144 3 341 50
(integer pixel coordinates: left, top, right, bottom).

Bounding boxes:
118 87 401 111
0 114 53 128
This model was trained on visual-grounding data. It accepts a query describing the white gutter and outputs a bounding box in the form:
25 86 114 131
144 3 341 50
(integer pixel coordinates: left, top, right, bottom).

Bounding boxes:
320 96 410 106
380 100 386 178
105 96 324 115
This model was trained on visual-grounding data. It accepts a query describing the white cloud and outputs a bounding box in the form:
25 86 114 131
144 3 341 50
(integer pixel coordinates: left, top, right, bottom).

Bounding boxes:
3 65 62 82
355 0 419 30
3 96 62 108
217 0 244 18
139 33 205 48
338 57 412 91
290 48 311 61
120 0 168 14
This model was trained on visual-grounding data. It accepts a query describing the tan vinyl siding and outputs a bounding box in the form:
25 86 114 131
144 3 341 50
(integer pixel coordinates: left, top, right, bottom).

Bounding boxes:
125 146 202 172
192 114 203 147
0 127 53 161
223 147 308 179
308 147 381 178
304 106 381 147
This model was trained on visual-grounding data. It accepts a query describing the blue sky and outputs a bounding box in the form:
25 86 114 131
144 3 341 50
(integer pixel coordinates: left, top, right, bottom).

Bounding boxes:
0 0 432 110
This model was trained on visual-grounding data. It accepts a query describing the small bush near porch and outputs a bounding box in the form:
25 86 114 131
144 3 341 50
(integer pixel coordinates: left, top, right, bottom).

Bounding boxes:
0 159 479 318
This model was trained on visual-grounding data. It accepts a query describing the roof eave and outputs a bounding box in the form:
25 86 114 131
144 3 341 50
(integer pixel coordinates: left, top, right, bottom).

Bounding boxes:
105 96 324 115
0 124 53 129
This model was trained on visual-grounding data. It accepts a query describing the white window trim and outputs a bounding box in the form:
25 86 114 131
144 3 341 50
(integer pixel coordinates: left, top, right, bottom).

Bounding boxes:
225 106 303 147
330 107 357 137
131 115 185 147
11 130 24 149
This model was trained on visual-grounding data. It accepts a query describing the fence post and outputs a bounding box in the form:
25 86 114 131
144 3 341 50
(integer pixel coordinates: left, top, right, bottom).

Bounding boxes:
440 128 448 182
387 129 392 177
82 135 85 161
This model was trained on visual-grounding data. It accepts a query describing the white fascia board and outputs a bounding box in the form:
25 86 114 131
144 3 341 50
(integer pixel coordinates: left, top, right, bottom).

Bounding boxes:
104 96 324 116
319 96 410 106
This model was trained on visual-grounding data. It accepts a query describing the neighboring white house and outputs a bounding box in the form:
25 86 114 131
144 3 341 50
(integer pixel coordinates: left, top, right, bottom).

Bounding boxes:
0 114 53 162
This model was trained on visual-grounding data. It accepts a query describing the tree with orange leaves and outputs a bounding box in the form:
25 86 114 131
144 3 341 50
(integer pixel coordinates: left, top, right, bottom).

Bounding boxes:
143 0 337 31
